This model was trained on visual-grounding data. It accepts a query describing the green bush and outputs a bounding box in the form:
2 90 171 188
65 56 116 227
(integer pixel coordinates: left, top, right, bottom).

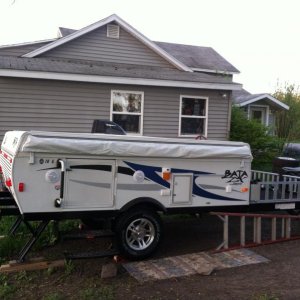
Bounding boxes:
274 84 300 141
230 106 283 170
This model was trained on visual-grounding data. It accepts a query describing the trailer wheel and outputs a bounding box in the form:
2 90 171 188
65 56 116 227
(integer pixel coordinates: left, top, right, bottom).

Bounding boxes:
116 208 162 260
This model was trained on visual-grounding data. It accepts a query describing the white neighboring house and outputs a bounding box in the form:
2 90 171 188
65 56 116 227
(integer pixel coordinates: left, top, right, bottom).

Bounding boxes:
232 89 289 131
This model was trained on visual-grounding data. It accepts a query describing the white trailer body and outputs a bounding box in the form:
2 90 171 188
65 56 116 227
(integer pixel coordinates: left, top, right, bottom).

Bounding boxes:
0 131 252 218
4 130 300 260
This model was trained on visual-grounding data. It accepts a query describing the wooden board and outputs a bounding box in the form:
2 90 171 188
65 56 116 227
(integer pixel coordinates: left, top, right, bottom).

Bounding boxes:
0 258 65 273
123 249 269 282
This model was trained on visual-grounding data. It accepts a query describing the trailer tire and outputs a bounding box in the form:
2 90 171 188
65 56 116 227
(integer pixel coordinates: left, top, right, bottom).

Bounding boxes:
115 208 162 260
273 157 299 174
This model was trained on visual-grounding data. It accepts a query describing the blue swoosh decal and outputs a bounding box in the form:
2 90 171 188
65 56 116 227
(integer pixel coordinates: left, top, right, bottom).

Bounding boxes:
124 161 244 202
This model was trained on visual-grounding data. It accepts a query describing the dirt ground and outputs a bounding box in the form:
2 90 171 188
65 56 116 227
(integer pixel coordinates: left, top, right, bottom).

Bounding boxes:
2 214 300 300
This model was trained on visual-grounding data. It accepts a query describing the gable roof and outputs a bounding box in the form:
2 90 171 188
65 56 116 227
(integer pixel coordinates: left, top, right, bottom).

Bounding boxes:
232 89 289 110
155 42 239 74
0 16 239 75
56 27 239 74
22 14 192 72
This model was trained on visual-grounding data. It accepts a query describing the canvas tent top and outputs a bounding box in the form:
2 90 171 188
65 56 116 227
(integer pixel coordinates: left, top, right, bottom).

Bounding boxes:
4 131 252 160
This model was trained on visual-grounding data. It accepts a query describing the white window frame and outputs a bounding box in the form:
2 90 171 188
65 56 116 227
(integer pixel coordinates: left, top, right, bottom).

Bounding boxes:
178 95 209 137
247 104 269 126
110 90 144 135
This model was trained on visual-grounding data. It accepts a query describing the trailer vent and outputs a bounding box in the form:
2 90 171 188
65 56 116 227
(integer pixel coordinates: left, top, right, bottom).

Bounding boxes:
107 24 120 39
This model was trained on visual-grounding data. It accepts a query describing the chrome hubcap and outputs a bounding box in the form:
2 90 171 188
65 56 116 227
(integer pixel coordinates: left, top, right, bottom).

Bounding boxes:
125 218 155 250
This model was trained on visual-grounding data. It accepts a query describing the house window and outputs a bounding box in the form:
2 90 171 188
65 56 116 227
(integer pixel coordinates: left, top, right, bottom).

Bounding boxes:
111 90 144 134
179 95 208 137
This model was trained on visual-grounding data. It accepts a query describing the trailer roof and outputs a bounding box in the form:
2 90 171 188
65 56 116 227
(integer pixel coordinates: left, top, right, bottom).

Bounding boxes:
11 131 252 160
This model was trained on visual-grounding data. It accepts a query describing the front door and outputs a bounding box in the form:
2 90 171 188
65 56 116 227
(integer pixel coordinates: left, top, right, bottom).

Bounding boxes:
249 106 267 125
64 159 115 209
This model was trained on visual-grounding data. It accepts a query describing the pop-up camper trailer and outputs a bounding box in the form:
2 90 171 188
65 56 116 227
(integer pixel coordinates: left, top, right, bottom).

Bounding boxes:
1 130 300 259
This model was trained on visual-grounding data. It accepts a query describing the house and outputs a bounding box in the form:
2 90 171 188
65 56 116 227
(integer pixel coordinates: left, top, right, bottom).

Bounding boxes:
0 14 242 141
232 89 289 129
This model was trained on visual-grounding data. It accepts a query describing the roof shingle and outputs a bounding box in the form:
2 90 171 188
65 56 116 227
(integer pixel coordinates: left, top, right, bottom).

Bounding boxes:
0 55 240 86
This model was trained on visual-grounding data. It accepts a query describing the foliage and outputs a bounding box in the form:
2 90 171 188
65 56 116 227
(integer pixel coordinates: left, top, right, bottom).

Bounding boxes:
230 106 283 170
0 218 80 262
252 293 279 300
80 286 115 300
274 84 300 141
42 293 65 300
64 259 75 275
0 235 27 263
0 274 16 300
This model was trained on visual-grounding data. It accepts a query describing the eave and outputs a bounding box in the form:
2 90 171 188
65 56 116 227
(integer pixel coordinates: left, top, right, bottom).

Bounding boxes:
0 68 242 91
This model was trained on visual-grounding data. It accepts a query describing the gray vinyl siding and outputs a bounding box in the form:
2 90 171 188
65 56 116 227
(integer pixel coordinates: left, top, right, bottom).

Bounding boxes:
0 42 51 57
0 77 230 141
41 24 175 68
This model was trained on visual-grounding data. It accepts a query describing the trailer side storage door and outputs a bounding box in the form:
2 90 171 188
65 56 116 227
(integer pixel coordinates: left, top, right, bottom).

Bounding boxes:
172 174 193 204
65 159 115 208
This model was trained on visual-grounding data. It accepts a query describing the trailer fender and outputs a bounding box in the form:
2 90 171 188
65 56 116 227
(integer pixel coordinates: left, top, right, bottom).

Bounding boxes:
119 197 167 214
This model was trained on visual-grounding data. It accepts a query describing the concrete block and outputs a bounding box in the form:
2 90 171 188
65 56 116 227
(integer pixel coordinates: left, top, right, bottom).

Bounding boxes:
101 263 117 278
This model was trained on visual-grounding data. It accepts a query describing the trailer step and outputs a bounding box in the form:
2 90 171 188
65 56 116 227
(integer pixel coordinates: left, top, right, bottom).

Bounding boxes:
0 191 18 212
0 197 17 206
61 229 115 241
64 249 119 260
0 191 13 198
0 207 20 216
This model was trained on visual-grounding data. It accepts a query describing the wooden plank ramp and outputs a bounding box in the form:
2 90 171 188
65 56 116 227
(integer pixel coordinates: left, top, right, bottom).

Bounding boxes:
0 257 65 273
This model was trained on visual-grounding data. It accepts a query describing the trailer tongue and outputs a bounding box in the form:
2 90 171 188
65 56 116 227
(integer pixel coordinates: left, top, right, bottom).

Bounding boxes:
1 130 300 261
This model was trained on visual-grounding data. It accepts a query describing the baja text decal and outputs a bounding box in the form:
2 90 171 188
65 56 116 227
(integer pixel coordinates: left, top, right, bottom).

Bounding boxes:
222 170 248 184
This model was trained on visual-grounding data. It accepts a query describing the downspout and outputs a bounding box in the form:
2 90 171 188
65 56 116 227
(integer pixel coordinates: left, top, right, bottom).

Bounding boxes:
227 91 232 140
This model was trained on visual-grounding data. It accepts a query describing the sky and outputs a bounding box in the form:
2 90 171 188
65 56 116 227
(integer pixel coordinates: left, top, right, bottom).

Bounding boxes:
0 0 299 94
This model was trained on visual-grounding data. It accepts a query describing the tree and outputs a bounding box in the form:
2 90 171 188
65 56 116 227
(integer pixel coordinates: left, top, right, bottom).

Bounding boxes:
274 84 300 141
230 106 282 169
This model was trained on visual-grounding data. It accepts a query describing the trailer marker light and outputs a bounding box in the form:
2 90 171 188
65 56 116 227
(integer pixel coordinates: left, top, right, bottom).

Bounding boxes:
5 179 12 187
162 168 171 181
18 183 25 192
241 187 249 193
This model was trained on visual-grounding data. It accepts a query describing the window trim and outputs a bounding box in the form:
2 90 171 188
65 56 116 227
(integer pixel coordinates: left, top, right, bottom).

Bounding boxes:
110 90 144 135
178 95 209 138
247 104 269 126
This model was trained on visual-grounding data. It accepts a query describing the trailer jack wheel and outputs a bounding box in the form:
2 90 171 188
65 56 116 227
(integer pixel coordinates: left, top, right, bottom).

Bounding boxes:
116 208 162 260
